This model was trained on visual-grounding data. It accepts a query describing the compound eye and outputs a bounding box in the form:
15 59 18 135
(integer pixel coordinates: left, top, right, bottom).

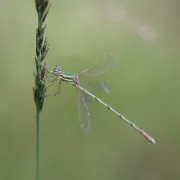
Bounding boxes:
55 65 61 71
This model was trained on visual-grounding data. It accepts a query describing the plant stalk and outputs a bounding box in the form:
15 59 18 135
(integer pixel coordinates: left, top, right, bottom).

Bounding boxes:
36 106 40 180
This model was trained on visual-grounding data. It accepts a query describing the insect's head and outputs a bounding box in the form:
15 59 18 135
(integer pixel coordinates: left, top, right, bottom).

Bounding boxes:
51 65 62 75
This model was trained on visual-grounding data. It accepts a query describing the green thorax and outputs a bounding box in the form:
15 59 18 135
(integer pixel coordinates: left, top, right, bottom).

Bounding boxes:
61 71 75 79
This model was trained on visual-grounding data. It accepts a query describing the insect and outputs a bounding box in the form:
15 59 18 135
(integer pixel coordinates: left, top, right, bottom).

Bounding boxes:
42 54 156 144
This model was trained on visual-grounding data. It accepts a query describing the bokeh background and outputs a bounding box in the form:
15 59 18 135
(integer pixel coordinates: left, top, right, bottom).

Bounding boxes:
1 0 180 180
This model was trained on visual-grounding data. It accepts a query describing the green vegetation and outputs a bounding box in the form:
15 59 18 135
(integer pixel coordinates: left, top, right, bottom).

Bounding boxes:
0 0 180 180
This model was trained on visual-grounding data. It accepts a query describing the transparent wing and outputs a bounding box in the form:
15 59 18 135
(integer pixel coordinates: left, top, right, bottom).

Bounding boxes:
79 53 118 76
88 81 111 94
78 90 91 132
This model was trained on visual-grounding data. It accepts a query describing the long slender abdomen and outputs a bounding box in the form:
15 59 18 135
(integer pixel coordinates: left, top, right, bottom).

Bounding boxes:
77 85 156 144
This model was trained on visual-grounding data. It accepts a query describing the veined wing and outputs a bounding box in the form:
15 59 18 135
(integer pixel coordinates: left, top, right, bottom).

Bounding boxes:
77 88 91 132
88 81 111 94
79 53 118 76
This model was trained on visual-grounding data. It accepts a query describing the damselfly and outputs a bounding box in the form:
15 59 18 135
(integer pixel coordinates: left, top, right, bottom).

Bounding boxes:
42 54 156 144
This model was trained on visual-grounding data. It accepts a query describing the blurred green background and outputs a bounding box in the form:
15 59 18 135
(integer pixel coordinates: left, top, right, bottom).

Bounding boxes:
0 0 180 180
